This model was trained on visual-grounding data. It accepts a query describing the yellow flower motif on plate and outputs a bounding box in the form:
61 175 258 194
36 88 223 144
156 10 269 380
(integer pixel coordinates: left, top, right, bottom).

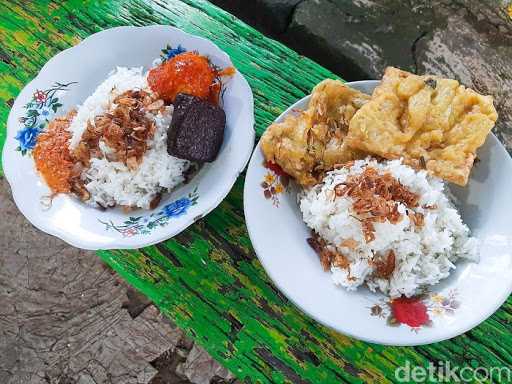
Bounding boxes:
431 294 444 303
432 308 443 316
264 173 275 184
261 162 290 207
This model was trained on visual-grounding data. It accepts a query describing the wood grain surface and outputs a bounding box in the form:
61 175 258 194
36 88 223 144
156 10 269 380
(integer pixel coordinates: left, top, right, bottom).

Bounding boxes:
1 1 511 383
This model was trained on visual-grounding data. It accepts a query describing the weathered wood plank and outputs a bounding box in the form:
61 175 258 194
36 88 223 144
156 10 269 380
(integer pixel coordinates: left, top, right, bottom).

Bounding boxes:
1 0 511 383
0 178 191 384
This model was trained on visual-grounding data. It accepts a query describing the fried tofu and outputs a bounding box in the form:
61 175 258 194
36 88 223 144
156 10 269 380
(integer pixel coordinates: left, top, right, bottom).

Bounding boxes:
260 79 371 186
346 67 498 185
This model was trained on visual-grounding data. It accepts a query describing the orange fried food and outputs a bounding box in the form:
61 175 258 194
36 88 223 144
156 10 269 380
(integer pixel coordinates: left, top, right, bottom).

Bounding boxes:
260 79 371 186
148 52 221 104
346 67 498 185
33 111 76 194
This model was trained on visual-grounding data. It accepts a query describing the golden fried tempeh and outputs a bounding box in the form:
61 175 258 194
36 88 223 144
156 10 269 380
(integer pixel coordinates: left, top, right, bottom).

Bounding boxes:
261 79 370 186
346 67 498 185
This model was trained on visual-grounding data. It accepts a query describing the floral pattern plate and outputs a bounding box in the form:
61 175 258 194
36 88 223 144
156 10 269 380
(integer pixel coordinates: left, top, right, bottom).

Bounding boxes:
3 25 254 250
244 80 512 346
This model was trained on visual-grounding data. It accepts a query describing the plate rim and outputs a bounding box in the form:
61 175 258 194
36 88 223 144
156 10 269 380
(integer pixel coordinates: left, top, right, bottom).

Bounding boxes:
2 25 255 250
243 79 512 346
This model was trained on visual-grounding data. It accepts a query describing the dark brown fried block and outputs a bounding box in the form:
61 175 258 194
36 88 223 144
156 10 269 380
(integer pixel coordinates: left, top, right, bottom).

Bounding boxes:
170 93 197 128
167 93 226 162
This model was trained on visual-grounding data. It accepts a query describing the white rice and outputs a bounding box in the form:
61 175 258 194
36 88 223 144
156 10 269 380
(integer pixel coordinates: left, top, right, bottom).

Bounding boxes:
299 158 478 298
68 67 190 209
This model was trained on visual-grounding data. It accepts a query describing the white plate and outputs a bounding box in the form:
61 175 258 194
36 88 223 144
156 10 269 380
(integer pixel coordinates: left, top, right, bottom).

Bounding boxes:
3 25 254 250
244 80 512 346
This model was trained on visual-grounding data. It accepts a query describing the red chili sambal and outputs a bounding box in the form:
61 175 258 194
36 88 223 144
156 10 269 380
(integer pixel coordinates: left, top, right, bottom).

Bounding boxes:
33 111 76 194
148 51 234 104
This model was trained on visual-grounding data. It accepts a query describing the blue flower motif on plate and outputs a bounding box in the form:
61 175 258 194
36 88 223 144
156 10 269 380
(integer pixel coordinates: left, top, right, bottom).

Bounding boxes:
15 126 42 152
161 197 192 218
99 188 199 237
160 44 187 61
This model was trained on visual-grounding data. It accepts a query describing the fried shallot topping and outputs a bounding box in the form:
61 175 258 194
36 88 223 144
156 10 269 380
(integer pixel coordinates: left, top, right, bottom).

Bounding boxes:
340 238 358 250
307 232 349 272
73 90 163 170
334 167 422 242
373 250 396 279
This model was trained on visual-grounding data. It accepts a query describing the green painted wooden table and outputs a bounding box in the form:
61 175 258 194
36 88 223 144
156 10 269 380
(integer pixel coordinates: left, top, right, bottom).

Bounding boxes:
1 1 512 383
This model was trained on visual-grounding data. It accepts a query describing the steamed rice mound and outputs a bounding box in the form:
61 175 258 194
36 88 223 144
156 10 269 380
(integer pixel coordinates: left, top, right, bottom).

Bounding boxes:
299 158 478 298
67 67 190 209
83 107 190 209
